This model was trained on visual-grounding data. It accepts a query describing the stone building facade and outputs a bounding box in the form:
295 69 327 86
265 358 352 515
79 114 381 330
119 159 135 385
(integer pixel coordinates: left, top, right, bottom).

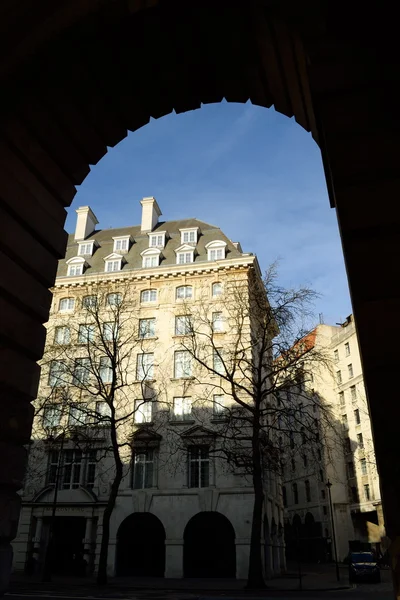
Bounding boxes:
12 198 285 580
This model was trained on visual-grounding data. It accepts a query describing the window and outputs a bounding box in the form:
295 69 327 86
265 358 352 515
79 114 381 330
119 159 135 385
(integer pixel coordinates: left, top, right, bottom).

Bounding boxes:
173 397 192 420
348 363 354 378
212 282 223 297
133 450 154 489
149 233 165 247
305 480 311 502
78 324 95 343
143 255 159 268
43 404 62 428
95 401 112 423
188 446 209 488
212 312 224 332
176 285 193 300
99 356 113 384
321 489 326 500
334 349 339 362
213 349 224 374
113 237 129 252
48 361 67 387
68 403 88 427
213 394 227 415
54 326 70 345
317 448 322 461
364 484 371 501
339 391 345 406
319 469 324 482
345 342 350 356
174 351 192 378
78 242 94 256
360 458 367 475
303 454 308 468
134 400 153 423
139 318 156 339
336 370 342 385
86 450 97 488
291 457 296 471
180 229 197 244
103 322 117 342
140 289 157 303
67 263 83 276
344 437 352 453
175 315 192 336
350 385 357 401
292 482 298 504
354 409 361 425
105 259 122 272
82 295 97 309
347 461 355 478
282 486 287 507
177 251 194 264
136 353 154 380
47 450 59 485
106 292 122 306
323 506 327 516
206 240 227 261
351 486 359 502
59 297 75 312
357 432 364 448
73 358 90 386
62 449 83 489
342 414 348 429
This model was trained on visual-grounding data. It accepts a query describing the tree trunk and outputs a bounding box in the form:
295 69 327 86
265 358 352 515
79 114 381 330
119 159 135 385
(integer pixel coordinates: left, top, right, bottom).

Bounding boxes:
97 420 123 585
246 418 266 589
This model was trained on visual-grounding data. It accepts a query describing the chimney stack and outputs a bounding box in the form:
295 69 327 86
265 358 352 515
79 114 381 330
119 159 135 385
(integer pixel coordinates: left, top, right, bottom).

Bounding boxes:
140 197 162 233
75 206 99 241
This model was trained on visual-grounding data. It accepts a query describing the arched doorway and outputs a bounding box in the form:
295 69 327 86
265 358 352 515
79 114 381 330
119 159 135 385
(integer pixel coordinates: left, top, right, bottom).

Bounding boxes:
183 512 236 578
116 513 165 577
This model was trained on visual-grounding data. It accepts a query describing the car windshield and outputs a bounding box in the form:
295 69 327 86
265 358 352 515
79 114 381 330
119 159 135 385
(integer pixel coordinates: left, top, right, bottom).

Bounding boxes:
352 553 374 563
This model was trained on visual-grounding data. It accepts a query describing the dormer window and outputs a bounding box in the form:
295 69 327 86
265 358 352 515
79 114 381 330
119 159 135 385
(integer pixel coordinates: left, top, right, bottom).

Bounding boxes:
104 253 124 273
180 228 198 245
78 241 95 256
148 232 166 248
205 240 227 261
175 245 195 265
112 236 131 253
141 248 161 269
66 256 86 277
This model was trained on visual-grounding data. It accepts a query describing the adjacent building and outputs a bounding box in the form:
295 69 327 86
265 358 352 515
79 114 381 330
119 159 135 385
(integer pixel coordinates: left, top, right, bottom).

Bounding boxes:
12 198 285 580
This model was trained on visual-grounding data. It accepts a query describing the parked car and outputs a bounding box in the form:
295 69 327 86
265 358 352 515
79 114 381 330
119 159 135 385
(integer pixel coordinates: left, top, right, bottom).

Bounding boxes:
348 551 381 583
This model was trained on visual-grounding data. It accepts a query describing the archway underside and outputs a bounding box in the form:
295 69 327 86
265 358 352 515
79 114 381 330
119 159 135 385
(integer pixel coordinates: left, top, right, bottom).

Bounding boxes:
0 0 400 594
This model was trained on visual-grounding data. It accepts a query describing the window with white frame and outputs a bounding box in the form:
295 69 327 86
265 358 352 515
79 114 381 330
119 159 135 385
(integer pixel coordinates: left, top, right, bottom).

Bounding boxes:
149 232 166 248
175 315 192 336
59 297 75 312
173 396 192 420
78 242 94 256
180 229 198 244
336 370 342 385
134 399 153 423
360 458 367 475
348 363 354 378
48 361 67 387
68 403 88 427
212 282 222 297
78 323 95 343
213 349 224 374
139 318 156 339
67 263 84 276
95 401 112 423
188 446 209 488
43 404 62 428
62 449 83 489
54 326 70 345
350 385 357 401
113 237 130 253
339 391 345 407
47 450 95 489
136 353 154 380
105 258 122 273
143 255 159 268
212 312 223 332
47 450 59 485
176 285 193 300
73 358 91 386
103 322 117 342
345 342 350 356
206 240 227 261
213 394 227 415
82 295 97 309
174 350 192 378
133 450 154 489
177 251 194 265
140 289 157 303
334 349 339 362
106 292 122 307
99 356 113 384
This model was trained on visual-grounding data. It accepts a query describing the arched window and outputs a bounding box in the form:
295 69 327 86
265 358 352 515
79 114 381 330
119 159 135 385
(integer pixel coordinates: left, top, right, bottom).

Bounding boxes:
176 285 193 300
305 480 311 502
212 282 222 297
59 297 75 312
292 482 299 504
141 289 157 303
205 240 227 261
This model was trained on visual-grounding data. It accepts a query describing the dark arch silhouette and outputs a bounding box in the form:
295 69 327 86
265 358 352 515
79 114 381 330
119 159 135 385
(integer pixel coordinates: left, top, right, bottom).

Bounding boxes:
116 512 165 577
183 512 236 578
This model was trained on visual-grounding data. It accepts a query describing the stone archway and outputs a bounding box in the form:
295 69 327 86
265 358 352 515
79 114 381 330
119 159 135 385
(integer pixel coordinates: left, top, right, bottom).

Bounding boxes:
183 512 236 578
116 513 165 577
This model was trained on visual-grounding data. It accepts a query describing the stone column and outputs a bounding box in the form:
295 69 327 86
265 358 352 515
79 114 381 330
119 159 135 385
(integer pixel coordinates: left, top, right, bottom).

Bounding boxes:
235 539 250 580
32 517 43 560
82 518 93 573
164 540 183 578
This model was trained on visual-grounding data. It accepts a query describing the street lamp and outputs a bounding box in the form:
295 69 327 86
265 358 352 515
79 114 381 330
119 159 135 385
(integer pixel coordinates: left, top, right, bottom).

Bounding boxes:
326 479 340 582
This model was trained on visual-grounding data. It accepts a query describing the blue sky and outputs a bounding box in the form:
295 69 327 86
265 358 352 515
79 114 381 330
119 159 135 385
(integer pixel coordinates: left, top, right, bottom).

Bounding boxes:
66 101 352 326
